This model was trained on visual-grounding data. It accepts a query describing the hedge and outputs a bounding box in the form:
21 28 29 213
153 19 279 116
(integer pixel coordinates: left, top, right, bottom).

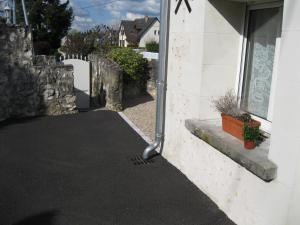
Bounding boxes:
107 48 149 84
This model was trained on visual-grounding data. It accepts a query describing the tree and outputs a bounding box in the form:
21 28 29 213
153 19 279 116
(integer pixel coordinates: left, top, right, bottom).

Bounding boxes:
61 24 118 56
87 24 118 49
61 30 94 56
16 0 73 55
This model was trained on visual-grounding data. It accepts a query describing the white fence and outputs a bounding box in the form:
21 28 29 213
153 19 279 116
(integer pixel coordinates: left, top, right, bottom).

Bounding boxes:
61 55 90 109
133 49 159 60
141 51 159 60
59 54 89 62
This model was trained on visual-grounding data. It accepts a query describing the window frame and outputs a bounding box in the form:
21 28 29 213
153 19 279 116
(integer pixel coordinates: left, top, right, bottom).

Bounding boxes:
237 1 283 133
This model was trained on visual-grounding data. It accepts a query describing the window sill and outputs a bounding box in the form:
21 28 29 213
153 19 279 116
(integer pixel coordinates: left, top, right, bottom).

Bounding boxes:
185 119 277 182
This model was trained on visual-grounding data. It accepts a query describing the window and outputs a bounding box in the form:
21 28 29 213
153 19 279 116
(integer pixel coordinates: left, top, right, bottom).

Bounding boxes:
154 30 157 35
239 3 283 132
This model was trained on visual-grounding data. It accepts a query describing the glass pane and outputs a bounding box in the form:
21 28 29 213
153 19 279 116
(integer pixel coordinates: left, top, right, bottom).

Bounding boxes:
241 7 281 119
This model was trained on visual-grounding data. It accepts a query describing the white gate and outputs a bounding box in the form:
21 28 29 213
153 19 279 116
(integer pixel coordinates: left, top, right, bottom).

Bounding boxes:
62 57 90 109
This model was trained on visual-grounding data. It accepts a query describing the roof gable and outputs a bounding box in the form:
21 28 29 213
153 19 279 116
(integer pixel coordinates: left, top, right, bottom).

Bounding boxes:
137 17 159 39
119 17 159 44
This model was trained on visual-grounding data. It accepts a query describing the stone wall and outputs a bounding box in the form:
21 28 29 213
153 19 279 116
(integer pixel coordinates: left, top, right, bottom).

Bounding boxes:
89 54 123 111
147 59 158 97
0 23 32 66
0 22 76 121
31 57 76 116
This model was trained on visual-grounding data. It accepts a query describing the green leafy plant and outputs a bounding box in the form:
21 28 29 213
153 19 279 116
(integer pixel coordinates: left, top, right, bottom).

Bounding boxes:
107 48 149 84
239 113 252 123
145 41 159 53
243 122 260 142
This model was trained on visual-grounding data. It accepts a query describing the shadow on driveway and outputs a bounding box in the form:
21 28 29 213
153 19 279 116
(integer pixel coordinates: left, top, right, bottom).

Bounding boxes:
0 110 235 225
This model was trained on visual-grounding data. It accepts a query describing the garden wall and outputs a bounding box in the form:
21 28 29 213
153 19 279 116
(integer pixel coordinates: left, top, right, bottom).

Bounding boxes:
146 59 158 96
0 23 76 121
89 54 123 111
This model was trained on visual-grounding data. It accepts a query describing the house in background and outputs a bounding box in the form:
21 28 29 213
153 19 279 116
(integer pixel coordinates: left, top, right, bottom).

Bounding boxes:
119 16 160 48
161 0 300 224
0 0 13 22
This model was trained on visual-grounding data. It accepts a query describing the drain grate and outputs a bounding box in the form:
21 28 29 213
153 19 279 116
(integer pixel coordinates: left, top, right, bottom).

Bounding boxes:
128 155 155 166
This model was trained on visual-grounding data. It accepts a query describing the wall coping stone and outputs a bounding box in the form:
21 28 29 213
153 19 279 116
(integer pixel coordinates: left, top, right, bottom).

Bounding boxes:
185 119 277 182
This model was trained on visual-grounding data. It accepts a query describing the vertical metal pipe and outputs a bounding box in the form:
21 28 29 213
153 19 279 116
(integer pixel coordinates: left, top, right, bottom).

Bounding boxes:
12 0 16 24
142 0 170 160
21 0 28 26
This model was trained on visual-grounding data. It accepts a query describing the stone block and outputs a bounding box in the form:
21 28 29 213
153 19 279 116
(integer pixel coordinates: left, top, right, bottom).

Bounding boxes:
89 54 123 111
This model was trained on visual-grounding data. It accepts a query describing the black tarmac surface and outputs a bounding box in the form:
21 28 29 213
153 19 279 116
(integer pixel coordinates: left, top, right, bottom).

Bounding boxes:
0 110 235 225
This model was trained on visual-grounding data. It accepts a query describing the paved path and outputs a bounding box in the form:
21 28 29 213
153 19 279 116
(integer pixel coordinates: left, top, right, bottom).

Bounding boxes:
0 111 235 225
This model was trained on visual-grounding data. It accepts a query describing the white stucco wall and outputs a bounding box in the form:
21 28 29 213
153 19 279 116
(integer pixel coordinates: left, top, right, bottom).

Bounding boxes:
118 32 129 47
163 0 300 224
271 1 300 224
139 20 160 48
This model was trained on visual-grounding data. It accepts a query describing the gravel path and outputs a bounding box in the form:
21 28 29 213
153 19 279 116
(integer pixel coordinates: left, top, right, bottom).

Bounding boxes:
123 94 156 142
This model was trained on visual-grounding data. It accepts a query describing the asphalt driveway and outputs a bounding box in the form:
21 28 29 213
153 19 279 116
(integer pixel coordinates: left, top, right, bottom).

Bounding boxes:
0 110 234 225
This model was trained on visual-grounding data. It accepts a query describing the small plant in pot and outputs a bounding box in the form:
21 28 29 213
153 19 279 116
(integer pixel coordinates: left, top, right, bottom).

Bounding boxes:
243 122 260 150
213 90 261 148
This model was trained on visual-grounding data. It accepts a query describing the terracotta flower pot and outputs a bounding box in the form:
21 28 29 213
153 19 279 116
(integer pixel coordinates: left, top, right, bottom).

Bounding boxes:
221 113 261 141
244 140 256 150
221 113 244 141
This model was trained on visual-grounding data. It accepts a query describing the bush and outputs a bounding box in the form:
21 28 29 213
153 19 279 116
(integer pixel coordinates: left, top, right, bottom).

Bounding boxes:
127 43 138 48
145 41 159 53
107 48 149 84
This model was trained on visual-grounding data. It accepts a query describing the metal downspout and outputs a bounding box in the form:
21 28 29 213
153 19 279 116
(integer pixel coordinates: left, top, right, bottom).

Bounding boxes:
142 0 170 160
12 0 16 24
21 0 28 26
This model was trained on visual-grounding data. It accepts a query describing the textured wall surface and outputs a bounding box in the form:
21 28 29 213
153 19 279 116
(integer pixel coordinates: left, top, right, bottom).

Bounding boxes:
89 54 123 111
0 23 76 121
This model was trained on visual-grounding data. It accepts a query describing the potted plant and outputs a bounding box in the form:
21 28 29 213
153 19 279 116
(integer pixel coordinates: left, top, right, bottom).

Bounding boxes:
243 122 260 149
213 90 261 147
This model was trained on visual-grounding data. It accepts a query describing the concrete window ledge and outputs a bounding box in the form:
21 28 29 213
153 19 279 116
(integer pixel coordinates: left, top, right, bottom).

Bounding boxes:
185 119 277 182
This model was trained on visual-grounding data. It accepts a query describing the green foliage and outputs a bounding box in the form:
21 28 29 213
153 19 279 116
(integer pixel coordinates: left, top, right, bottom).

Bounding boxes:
17 0 73 55
127 43 138 48
239 113 252 123
107 48 149 84
243 123 260 142
145 41 159 53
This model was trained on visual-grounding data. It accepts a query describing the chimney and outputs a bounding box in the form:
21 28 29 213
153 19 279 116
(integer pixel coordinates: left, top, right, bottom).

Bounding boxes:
145 16 149 22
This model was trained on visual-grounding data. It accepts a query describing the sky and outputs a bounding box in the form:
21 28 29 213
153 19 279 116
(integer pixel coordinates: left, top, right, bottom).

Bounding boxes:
66 0 160 31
